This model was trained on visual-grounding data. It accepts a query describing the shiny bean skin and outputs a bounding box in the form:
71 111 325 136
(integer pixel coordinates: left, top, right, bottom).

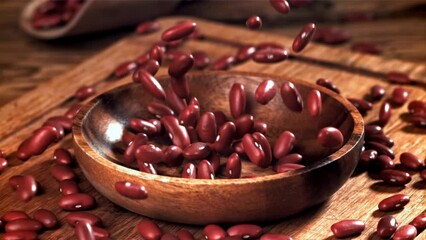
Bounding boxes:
165 87 187 113
277 153 303 164
252 132 272 167
270 0 290 14
365 125 383 136
164 145 184 167
370 84 385 101
292 23 316 52
307 90 322 117
176 229 195 240
235 45 256 63
75 222 95 240
204 224 227 240
274 131 296 159
211 55 235 70
129 119 157 135
379 169 411 186
1 211 29 222
114 61 138 78
51 163 76 181
330 220 365 238
93 226 110 239
393 225 417 240
253 121 267 134
147 102 174 118
74 85 95 101
226 153 242 179
140 59 161 76
252 48 289 63
53 148 74 166
3 231 38 240
183 142 211 161
189 97 200 107
162 21 196 42
66 212 103 227
0 157 7 172
137 220 162 240
260 233 293 240
123 133 148 164
213 122 236 154
365 134 394 148
59 179 80 195
375 155 395 171
192 51 210 69
400 152 423 170
5 219 43 232
242 134 266 168
197 160 215 179
246 15 262 30
358 150 378 168
280 82 303 112
133 70 165 100
386 71 412 84
196 112 217 143
391 87 409 105
408 100 426 114
45 116 73 131
227 224 263 239
58 193 96 211
170 76 189 98
17 126 57 160
255 79 277 105
136 21 160 34
234 114 254 139
33 209 57 229
274 163 305 173
182 163 196 179
161 116 190 148
364 141 395 159
377 215 398 239
229 83 246 118
179 104 200 127
410 213 426 230
14 175 39 202
149 119 163 134
135 144 164 164
135 53 149 66
348 98 373 113
138 162 157 175
64 103 83 119
316 78 340 94
407 112 426 127
115 181 148 199
378 194 410 211
149 45 163 65
169 53 194 78
379 101 392 126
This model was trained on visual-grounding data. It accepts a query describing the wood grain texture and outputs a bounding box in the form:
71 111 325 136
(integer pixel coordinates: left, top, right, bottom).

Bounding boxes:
0 16 425 240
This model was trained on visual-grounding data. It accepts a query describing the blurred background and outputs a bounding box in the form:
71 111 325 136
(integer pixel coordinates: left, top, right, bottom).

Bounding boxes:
0 0 425 106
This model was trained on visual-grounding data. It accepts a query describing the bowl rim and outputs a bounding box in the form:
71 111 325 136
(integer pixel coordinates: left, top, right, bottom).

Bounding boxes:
73 70 364 185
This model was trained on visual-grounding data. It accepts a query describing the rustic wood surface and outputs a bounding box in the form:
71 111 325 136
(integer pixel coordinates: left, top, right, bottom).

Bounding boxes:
0 2 426 240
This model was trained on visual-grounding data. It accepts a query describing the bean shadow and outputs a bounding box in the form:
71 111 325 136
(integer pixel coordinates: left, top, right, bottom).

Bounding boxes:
369 182 405 193
412 180 426 190
372 209 403 218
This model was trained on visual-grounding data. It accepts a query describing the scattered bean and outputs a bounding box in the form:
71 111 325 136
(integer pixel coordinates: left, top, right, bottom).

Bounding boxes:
330 220 365 238
377 215 398 239
227 224 263 239
317 127 344 148
162 21 197 42
378 194 410 211
255 79 277 105
204 224 227 240
246 15 262 30
400 152 423 170
33 209 58 229
307 89 322 117
58 193 96 211
280 82 303 112
59 179 80 195
292 23 316 52
393 225 417 240
137 220 162 240
379 169 411 186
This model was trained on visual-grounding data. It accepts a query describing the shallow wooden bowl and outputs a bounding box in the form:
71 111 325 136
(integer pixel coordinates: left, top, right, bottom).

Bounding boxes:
72 71 364 225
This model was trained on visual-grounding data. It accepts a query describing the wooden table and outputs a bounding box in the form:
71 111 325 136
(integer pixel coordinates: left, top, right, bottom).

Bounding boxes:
0 1 425 239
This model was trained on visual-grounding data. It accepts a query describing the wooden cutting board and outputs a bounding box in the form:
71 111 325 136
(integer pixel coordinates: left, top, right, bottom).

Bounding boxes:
0 17 425 239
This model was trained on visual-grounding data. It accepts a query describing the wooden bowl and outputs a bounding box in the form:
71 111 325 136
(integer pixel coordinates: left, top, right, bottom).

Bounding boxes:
72 71 364 225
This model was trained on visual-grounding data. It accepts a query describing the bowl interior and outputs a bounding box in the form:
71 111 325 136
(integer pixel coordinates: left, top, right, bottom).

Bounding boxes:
81 71 356 178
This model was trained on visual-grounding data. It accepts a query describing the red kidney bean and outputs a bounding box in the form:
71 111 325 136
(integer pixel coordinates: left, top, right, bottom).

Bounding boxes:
317 127 344 148
393 225 417 240
316 78 340 94
192 51 210 69
162 21 196 42
179 104 200 127
330 220 365 238
270 0 291 14
365 141 394 159
365 134 394 148
246 15 262 30
260 233 293 240
65 103 83 119
149 119 163 134
163 145 184 167
170 76 190 98
213 111 227 128
307 90 322 117
274 162 305 173
365 125 383 136
226 153 242 179
377 215 398 239
232 141 245 156
166 39 184 48
17 126 57 160
252 132 272 166
235 45 256 63
358 149 378 168
45 115 73 131
1 211 29 222
255 80 277 105
136 53 150 65
313 27 350 45
370 84 385 101
42 122 65 141
198 160 215 179
129 119 157 135
252 48 289 63
379 169 411 186
141 59 161 76
277 153 303 164
134 70 165 100
13 175 39 202
59 179 80 195
407 112 426 127
114 61 138 78
208 152 221 173
137 220 162 240
375 155 395 170
227 224 263 239
213 122 236 154
280 82 303 112
66 212 103 227
136 21 160 34
420 169 426 180
256 42 285 51
75 221 95 240
161 116 190 148
115 181 147 199
0 157 8 172
169 53 194 78
149 45 163 65
183 142 211 161
165 87 187 113
196 112 217 143
74 85 95 101
182 163 196 178
400 152 423 170
386 71 413 84
93 226 110 239
242 134 267 168
33 209 57 229
408 100 426 114
135 144 164 164
292 23 316 53
0 148 5 158
51 163 76 181
4 231 38 240
5 219 43 232
211 55 235 70
391 87 409 105
147 102 174 118
177 229 195 240
204 224 227 240
274 131 296 159
348 98 373 113
234 114 254 138
410 213 426 230
253 121 267 134
59 193 96 211
123 133 148 164
351 42 381 55
9 175 22 190
53 148 74 166
378 194 410 211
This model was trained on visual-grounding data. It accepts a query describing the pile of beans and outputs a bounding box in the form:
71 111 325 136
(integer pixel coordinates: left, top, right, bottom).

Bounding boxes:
31 0 85 30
